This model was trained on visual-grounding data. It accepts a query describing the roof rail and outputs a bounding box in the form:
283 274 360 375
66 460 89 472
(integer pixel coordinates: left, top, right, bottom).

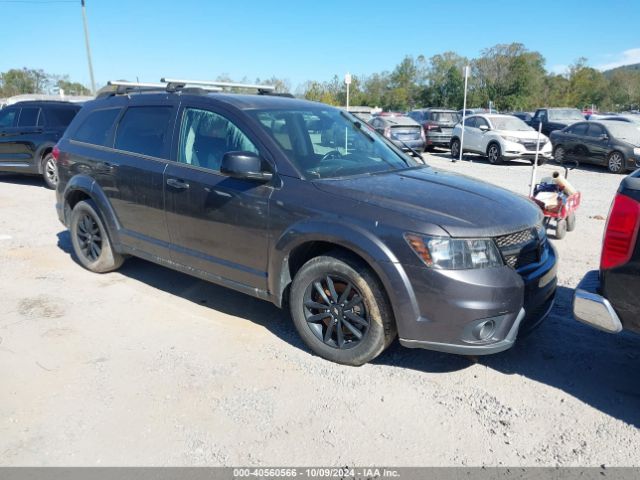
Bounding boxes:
161 78 276 92
107 81 168 94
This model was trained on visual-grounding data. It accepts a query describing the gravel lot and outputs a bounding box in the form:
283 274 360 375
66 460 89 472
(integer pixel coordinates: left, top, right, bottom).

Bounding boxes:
0 153 638 466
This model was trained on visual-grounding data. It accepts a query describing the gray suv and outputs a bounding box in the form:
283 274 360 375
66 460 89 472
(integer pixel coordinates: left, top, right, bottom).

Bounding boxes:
409 108 460 151
55 80 557 366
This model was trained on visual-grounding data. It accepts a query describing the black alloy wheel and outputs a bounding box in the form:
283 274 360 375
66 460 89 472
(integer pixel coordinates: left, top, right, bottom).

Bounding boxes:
76 212 103 262
303 274 369 349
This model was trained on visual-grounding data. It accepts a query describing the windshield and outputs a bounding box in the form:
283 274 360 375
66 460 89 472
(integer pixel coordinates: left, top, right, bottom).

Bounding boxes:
606 123 640 145
490 117 532 131
548 109 585 122
249 107 419 179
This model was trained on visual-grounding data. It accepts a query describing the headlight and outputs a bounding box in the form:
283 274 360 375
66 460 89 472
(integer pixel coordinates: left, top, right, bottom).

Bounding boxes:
404 234 503 270
501 136 521 143
634 147 640 156
535 222 547 240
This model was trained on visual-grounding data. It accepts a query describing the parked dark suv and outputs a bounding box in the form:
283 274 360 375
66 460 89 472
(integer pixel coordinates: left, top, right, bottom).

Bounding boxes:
0 100 81 188
55 80 557 365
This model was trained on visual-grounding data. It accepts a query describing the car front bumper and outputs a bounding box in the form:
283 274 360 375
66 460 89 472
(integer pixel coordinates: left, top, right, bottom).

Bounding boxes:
501 140 553 159
398 242 557 355
573 270 623 333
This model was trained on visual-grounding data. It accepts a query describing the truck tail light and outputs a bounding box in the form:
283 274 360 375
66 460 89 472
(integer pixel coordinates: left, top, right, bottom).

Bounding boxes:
601 193 640 270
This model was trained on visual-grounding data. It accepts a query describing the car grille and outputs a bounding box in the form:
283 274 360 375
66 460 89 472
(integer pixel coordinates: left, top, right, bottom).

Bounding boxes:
523 140 547 151
495 228 542 270
495 228 535 249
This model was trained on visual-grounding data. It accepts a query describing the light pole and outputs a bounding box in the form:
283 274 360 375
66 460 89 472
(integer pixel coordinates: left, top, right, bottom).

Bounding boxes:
81 0 96 95
344 73 352 153
457 65 470 163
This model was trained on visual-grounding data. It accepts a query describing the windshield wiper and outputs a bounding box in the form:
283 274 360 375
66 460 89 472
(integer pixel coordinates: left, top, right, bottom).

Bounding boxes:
393 138 426 163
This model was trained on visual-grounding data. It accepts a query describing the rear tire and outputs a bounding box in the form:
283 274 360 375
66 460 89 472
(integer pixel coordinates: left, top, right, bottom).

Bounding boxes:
42 153 58 189
566 212 576 232
487 143 503 165
70 200 124 273
555 218 567 239
289 252 396 366
450 138 461 159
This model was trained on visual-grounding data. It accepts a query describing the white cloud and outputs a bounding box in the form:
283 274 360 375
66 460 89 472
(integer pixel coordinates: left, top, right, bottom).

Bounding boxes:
596 48 640 71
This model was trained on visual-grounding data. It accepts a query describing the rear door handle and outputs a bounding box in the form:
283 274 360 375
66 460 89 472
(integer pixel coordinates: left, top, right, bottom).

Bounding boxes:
166 178 190 189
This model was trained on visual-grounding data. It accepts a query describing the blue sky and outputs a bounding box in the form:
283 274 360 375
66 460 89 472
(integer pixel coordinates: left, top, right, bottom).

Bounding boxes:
1 0 639 91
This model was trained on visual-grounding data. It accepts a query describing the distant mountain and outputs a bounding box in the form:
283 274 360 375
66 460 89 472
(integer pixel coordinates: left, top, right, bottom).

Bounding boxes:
603 63 640 76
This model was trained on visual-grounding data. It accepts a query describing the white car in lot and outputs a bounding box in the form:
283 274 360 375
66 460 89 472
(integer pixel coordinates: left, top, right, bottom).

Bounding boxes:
450 114 553 165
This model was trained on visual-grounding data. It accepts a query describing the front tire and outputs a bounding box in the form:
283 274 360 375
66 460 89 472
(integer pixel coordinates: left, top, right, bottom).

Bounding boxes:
42 153 58 189
555 218 567 239
70 200 124 273
554 145 566 165
487 143 503 165
289 252 396 366
607 151 625 174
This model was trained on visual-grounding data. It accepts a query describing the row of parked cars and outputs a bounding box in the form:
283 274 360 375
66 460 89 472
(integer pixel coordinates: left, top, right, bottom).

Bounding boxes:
353 106 640 174
0 87 638 366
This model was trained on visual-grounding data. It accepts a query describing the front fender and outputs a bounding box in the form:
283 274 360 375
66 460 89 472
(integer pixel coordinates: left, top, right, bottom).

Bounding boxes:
269 219 421 336
62 175 123 248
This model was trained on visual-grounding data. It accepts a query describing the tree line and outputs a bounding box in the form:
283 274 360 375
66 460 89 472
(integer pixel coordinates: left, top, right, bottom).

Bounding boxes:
298 43 640 112
0 67 91 97
4 43 640 113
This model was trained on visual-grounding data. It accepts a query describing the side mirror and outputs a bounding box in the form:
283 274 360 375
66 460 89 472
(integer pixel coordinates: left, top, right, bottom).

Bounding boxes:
220 151 273 182
479 124 490 132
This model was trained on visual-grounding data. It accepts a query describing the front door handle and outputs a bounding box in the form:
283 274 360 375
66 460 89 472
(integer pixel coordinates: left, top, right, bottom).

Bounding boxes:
166 178 190 189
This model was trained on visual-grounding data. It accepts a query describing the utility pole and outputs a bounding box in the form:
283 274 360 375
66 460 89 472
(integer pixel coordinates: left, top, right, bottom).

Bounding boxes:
81 0 96 95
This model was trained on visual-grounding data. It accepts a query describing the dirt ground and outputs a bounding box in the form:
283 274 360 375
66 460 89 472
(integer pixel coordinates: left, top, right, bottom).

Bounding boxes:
0 153 638 466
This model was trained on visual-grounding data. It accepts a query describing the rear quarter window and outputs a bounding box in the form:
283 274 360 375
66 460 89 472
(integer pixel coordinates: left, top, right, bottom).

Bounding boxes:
72 108 122 146
45 107 80 127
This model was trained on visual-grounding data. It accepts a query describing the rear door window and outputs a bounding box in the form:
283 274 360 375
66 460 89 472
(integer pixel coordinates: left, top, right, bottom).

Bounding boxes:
567 123 588 136
73 108 122 146
17 107 40 127
463 117 477 127
114 106 173 158
0 108 18 128
586 124 605 138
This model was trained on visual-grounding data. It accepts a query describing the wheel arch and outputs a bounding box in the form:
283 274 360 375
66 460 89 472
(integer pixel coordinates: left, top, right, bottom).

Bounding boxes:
35 142 56 173
269 220 421 338
62 175 123 247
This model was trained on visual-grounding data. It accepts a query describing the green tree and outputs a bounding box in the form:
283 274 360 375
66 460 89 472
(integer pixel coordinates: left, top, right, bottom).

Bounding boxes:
567 58 609 110
420 52 468 108
471 43 546 110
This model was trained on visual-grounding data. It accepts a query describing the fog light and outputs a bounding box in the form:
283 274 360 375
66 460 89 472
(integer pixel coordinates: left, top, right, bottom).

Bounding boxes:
473 320 496 340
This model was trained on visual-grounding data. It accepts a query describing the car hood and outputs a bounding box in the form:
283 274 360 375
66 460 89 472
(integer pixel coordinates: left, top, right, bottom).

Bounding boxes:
313 167 543 237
